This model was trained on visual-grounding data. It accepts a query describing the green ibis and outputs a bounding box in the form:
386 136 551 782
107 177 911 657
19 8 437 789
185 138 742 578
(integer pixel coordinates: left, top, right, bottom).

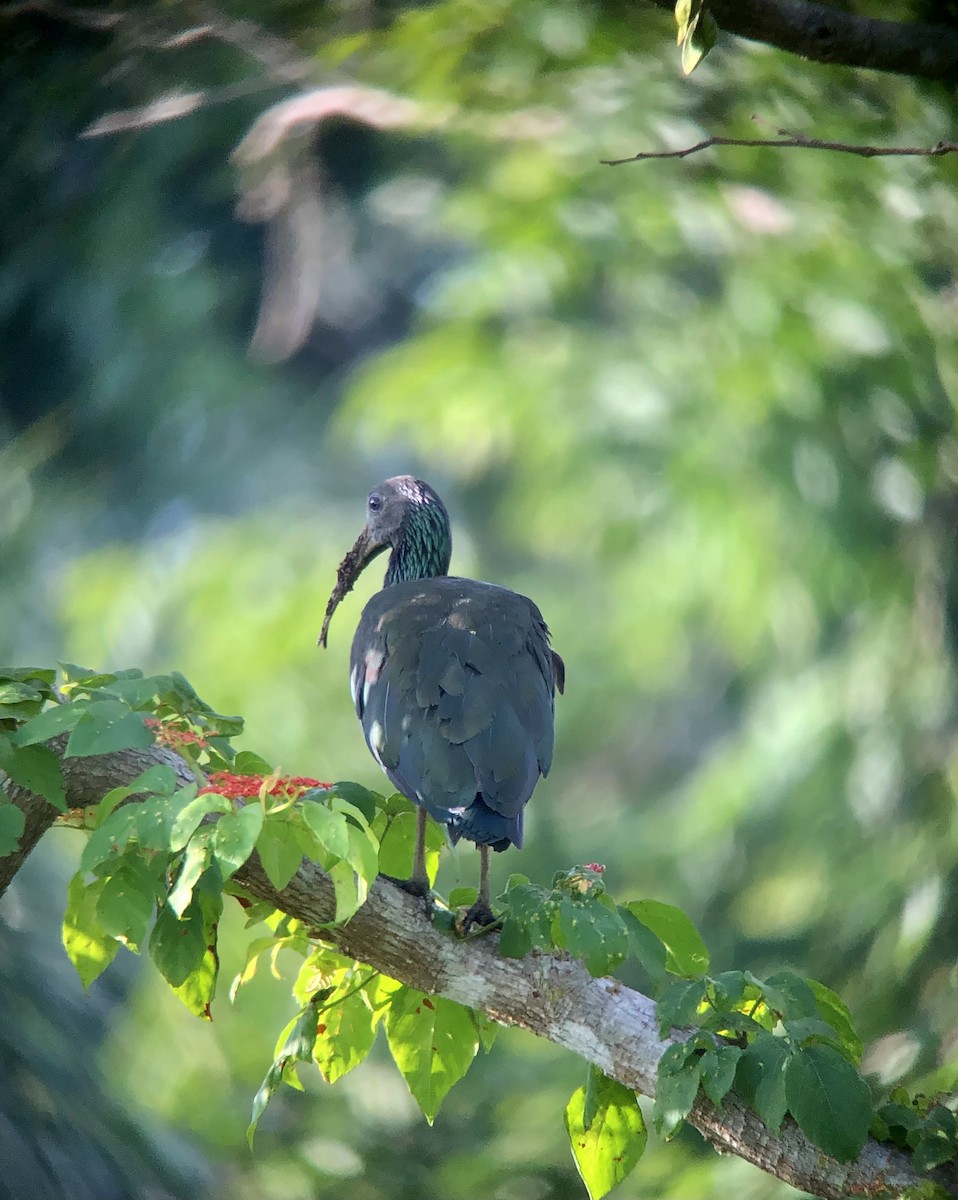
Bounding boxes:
318 476 564 927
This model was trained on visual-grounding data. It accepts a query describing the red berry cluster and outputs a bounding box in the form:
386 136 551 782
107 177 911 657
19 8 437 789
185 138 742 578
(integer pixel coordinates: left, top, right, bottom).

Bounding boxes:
583 863 607 874
145 716 210 749
199 771 330 800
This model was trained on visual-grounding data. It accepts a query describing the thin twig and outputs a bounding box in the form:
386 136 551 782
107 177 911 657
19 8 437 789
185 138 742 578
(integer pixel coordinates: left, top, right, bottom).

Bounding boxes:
603 134 958 166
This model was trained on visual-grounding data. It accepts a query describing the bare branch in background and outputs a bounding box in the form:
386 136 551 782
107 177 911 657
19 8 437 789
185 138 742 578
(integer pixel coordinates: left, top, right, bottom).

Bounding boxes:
604 131 958 166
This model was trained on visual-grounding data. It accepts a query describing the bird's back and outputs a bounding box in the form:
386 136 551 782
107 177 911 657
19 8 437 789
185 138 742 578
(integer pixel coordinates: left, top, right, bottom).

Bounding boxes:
349 576 562 850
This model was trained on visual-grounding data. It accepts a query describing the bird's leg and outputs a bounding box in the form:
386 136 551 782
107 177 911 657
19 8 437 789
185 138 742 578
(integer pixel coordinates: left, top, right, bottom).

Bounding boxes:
410 806 429 893
462 844 499 933
382 808 432 905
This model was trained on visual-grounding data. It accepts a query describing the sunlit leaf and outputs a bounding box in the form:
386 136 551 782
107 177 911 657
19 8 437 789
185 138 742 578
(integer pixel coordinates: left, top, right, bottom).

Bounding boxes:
565 1071 646 1200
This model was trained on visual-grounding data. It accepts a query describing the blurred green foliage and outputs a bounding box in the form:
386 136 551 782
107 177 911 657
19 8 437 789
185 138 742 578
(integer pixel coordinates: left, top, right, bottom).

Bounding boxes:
3 0 958 1196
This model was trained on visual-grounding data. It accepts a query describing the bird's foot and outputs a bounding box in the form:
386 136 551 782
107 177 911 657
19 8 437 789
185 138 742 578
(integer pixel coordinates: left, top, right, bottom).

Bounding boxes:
457 902 502 937
381 873 434 913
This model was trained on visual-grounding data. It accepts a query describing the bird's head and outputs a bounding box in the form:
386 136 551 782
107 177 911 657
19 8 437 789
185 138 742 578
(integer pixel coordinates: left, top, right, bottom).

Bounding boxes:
318 476 451 647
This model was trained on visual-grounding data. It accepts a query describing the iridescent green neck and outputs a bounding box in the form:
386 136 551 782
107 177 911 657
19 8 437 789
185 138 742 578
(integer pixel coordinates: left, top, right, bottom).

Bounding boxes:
384 503 451 584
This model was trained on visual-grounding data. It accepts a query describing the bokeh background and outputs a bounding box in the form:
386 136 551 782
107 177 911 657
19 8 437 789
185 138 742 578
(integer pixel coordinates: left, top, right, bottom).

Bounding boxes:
3 3 958 1197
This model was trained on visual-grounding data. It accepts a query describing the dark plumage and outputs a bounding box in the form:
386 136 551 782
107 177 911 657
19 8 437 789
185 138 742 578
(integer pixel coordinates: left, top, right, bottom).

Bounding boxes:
319 476 564 925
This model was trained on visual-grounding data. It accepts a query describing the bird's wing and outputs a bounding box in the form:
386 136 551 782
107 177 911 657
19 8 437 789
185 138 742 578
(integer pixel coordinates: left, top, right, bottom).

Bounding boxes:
351 581 561 824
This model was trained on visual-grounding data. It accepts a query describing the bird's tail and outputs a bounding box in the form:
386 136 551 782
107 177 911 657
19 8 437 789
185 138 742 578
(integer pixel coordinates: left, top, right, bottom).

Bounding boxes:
447 799 522 853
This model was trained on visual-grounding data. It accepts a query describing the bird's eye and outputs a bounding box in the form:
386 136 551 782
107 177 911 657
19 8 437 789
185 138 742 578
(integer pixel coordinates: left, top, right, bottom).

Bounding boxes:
368 494 383 513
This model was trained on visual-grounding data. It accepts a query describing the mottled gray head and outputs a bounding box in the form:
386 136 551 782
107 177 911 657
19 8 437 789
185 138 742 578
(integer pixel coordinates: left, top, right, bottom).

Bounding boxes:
318 476 452 647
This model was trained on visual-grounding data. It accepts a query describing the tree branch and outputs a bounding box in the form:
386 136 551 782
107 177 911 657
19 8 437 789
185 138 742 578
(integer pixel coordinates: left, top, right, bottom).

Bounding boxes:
603 133 958 166
643 0 958 81
3 744 955 1199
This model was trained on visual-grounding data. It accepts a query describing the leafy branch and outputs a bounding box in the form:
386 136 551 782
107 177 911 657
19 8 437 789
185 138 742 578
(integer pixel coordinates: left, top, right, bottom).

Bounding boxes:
2 665 957 1199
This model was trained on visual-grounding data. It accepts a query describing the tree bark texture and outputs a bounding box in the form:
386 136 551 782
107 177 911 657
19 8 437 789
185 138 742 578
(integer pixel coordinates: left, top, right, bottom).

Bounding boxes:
643 0 958 81
3 743 956 1200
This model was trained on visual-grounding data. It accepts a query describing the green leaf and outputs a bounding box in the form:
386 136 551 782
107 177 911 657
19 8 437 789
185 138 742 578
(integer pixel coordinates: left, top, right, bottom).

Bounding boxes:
171 944 218 1019
619 906 667 981
623 901 709 976
321 781 380 824
656 978 707 1036
784 1043 872 1161
300 799 350 860
385 988 479 1123
565 1073 646 1200
676 0 717 74
473 1010 498 1053
169 791 232 851
737 1033 791 1133
326 857 365 923
808 978 863 1065
654 1043 701 1137
0 666 56 687
247 1003 319 1145
783 1017 851 1055
168 835 212 916
449 886 478 908
62 871 120 987
149 898 208 987
212 803 264 879
344 821 380 889
65 701 154 757
257 818 304 891
233 750 275 775
709 970 747 1010
95 857 158 949
700 1046 741 1106
0 801 26 855
15 701 87 745
555 897 629 977
377 810 443 882
499 883 555 952
134 794 192 852
313 987 377 1084
100 675 170 707
762 970 818 1020
80 806 139 872
127 764 178 796
0 679 48 720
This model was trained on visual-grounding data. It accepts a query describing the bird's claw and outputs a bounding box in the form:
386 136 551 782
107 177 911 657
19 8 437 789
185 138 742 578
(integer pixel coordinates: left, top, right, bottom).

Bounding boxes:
381 873 434 915
458 903 502 936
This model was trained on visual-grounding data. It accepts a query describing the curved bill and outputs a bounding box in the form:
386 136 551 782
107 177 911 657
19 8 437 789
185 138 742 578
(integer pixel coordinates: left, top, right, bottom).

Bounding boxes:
317 528 387 648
